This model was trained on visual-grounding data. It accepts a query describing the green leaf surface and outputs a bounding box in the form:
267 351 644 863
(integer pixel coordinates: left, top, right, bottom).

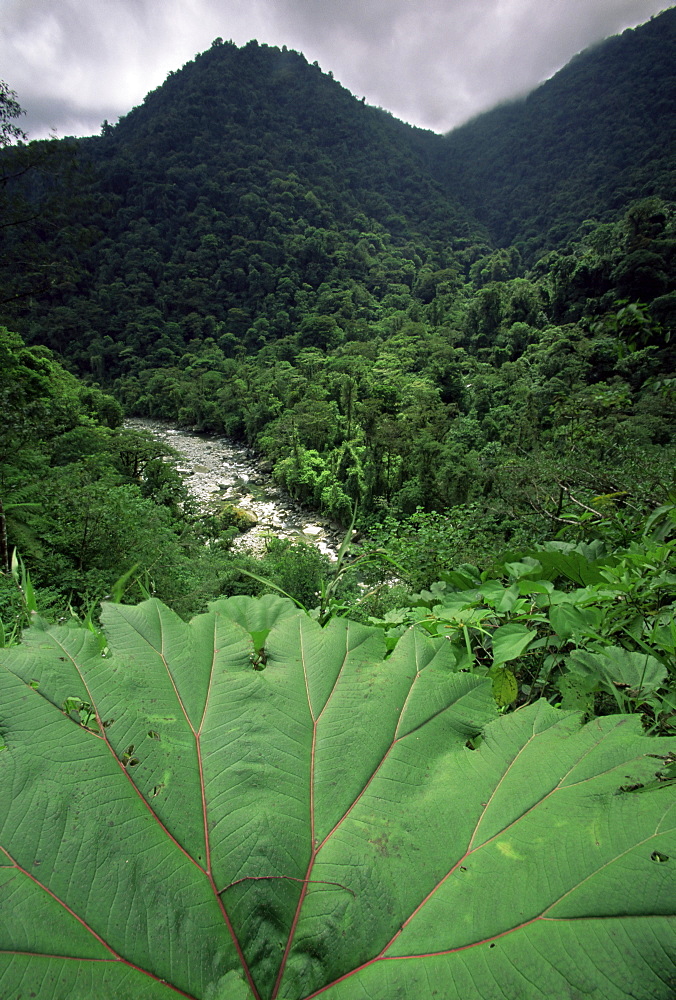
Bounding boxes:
556 672 597 712
491 622 536 666
568 645 668 698
1 597 675 1000
532 542 608 586
549 602 603 641
488 665 518 706
503 558 544 581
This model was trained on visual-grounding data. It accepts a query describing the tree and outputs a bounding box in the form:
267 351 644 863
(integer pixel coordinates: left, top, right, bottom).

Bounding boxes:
0 80 27 148
0 81 80 311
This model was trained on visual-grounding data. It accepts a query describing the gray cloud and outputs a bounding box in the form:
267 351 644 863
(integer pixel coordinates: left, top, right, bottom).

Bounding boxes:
1 0 671 139
263 0 673 131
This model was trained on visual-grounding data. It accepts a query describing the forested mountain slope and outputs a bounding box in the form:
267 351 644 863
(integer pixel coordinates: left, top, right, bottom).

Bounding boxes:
2 11 675 369
0 37 486 373
435 7 676 253
2 18 676 1000
107 38 474 243
0 10 674 583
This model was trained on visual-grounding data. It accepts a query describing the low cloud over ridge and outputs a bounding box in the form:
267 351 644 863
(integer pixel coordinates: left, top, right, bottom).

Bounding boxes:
1 0 671 139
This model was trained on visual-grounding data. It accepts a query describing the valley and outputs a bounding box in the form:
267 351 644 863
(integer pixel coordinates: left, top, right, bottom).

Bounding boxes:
0 9 675 1000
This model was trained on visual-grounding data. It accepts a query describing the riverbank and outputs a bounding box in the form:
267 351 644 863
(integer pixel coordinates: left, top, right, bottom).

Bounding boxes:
125 418 346 559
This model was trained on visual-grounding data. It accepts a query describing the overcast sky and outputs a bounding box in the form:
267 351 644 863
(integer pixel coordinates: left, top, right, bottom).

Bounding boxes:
2 0 672 140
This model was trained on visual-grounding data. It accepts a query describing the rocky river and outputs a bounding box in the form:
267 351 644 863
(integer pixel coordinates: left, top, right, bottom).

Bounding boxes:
125 419 346 559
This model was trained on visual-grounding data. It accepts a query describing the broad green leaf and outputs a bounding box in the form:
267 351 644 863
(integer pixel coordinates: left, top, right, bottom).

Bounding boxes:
439 566 481 590
556 672 596 712
503 557 543 581
1 597 675 1000
518 578 554 597
549 602 603 641
652 614 676 657
532 542 608 586
488 665 518 706
491 622 535 666
214 592 305 655
568 645 668 698
477 580 525 611
432 603 493 627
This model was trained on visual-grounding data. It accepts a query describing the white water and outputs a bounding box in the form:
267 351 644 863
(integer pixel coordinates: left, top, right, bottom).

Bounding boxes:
126 419 344 559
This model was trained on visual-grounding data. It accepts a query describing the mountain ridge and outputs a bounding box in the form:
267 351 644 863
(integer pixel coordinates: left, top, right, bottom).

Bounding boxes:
70 4 676 261
436 6 676 250
0 7 674 372
0 9 673 615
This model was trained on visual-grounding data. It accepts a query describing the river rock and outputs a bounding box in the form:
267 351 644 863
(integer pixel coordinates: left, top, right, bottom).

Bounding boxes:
233 508 258 531
124 418 344 559
303 525 324 537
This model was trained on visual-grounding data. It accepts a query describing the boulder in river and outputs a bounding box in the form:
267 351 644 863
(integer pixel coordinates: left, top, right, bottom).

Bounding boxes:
233 508 258 532
213 502 259 533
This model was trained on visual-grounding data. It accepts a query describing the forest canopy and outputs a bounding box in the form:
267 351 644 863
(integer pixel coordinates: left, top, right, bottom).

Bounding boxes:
1 12 675 999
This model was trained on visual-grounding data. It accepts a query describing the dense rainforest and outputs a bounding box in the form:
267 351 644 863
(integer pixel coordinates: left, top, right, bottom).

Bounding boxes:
1 10 674 617
1 11 675 1000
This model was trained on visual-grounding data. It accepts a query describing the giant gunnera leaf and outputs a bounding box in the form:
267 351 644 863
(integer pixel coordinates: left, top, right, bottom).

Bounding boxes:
1 595 674 999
